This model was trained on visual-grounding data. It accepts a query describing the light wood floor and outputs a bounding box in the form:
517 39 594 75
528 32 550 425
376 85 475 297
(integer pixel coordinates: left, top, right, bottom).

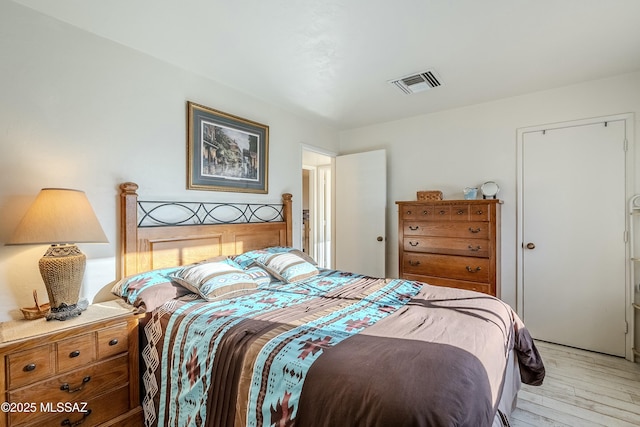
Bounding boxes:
511 341 640 426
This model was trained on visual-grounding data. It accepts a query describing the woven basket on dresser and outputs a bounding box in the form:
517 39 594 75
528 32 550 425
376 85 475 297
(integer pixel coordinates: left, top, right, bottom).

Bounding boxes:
417 191 443 201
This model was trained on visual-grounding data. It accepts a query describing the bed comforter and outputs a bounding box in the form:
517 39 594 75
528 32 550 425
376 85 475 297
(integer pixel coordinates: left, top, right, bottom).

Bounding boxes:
137 269 544 427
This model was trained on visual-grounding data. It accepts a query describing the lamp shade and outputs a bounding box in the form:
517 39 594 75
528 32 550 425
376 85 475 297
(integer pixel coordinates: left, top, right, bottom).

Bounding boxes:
7 188 108 245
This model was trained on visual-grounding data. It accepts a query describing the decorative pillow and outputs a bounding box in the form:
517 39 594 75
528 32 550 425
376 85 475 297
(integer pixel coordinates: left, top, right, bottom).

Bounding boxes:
245 265 273 287
111 266 192 312
232 246 317 269
170 260 257 301
256 252 319 283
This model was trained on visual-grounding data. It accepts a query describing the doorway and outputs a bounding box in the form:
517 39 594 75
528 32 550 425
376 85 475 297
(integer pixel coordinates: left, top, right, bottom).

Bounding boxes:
302 148 333 269
517 114 634 359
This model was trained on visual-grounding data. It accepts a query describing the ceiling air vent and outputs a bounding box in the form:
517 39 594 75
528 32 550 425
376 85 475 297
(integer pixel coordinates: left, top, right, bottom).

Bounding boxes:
389 70 442 95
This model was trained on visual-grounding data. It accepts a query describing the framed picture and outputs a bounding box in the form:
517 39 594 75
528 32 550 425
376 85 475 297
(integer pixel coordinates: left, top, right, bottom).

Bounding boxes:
187 102 269 193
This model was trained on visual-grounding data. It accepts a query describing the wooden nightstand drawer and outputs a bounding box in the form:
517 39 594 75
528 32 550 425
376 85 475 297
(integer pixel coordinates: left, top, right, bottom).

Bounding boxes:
16 384 131 427
57 333 96 373
97 323 129 359
8 354 129 425
6 344 54 389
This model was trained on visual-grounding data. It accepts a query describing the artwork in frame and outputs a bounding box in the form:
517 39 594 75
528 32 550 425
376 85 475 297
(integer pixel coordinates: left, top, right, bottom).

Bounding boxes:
187 102 269 193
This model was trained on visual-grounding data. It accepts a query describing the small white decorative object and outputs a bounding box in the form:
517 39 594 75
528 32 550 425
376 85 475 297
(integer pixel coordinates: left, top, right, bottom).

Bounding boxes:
481 181 500 199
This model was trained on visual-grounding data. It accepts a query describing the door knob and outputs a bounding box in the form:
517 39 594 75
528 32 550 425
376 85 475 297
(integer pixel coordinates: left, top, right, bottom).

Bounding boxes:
377 236 383 242
526 242 536 250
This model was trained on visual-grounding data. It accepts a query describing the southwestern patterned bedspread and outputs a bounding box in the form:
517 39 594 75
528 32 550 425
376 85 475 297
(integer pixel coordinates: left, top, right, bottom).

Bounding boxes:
118 253 543 427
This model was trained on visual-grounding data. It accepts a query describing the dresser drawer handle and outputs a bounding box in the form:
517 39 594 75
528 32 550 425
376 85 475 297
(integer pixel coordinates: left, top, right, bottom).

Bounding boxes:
457 210 465 215
408 225 419 231
409 241 419 247
468 227 481 233
61 409 92 426
24 363 36 372
439 210 446 215
406 210 412 215
108 338 119 346
466 266 482 273
475 210 484 215
69 350 81 358
409 260 421 266
468 245 481 252
60 376 91 393
422 210 429 215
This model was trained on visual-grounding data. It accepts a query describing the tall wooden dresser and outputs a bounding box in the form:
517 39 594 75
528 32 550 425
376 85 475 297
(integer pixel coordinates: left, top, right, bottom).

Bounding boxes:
396 199 501 296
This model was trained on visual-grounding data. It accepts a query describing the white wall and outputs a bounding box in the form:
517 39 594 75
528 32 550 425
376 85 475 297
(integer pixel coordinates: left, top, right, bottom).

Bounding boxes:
338 71 640 310
0 2 339 321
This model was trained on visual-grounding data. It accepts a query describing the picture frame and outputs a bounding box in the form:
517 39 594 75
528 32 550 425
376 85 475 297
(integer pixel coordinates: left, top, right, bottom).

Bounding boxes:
187 102 269 193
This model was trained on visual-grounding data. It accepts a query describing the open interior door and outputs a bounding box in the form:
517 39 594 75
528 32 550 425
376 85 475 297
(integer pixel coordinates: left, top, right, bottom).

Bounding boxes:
335 149 386 277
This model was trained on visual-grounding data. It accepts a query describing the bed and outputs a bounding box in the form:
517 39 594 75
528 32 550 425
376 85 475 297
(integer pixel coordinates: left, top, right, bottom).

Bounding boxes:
113 182 544 427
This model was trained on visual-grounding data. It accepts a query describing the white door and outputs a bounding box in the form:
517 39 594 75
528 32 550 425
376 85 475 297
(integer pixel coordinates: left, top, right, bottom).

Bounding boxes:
520 120 627 356
335 149 386 277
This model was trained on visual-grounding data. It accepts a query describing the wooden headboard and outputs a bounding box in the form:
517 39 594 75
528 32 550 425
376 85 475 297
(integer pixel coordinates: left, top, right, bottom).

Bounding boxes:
119 182 293 277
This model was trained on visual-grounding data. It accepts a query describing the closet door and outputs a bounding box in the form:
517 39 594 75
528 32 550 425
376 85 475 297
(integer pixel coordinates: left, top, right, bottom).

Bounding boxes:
520 119 627 356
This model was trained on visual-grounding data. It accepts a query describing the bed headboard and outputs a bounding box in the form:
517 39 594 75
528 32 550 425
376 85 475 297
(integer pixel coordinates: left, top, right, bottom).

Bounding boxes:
119 182 293 277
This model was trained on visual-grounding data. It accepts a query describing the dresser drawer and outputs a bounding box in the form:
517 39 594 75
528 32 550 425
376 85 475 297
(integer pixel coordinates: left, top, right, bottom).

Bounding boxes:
447 204 492 221
97 323 129 359
8 354 129 426
403 274 492 294
6 344 54 389
57 333 96 373
402 253 490 283
401 205 451 220
403 236 490 257
403 221 490 239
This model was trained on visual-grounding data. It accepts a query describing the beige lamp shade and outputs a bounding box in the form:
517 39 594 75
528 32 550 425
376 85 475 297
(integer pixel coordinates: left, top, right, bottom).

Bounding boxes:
7 188 108 245
7 188 108 320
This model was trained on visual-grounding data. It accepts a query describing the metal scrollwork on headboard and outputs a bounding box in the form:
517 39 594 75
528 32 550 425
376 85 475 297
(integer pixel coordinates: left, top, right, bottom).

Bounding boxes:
136 200 286 227
119 182 293 277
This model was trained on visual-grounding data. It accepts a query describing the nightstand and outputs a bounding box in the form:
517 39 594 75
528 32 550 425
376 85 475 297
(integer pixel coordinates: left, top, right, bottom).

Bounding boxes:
0 300 142 427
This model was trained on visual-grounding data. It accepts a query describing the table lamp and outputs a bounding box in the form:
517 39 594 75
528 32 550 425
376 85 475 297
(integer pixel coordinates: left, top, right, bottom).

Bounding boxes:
6 188 108 320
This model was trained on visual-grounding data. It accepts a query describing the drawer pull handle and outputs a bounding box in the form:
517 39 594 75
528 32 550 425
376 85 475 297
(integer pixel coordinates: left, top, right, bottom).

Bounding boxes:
409 241 419 247
468 227 481 233
439 210 446 215
406 210 412 215
422 210 429 215
408 225 419 231
60 376 91 393
475 210 484 215
468 245 481 252
409 260 421 266
69 350 81 358
61 409 92 426
466 266 482 273
457 210 465 215
108 338 119 346
24 363 36 372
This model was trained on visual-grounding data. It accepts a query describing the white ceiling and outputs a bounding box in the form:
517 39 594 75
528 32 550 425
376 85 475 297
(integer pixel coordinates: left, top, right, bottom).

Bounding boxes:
13 0 640 130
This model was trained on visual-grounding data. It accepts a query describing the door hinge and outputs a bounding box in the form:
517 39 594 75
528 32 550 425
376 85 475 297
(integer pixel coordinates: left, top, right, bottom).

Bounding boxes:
624 230 629 243
625 321 629 334
624 138 629 152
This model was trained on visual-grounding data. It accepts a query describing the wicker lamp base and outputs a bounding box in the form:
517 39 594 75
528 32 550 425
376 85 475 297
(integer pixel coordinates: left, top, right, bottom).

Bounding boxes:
39 244 87 321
